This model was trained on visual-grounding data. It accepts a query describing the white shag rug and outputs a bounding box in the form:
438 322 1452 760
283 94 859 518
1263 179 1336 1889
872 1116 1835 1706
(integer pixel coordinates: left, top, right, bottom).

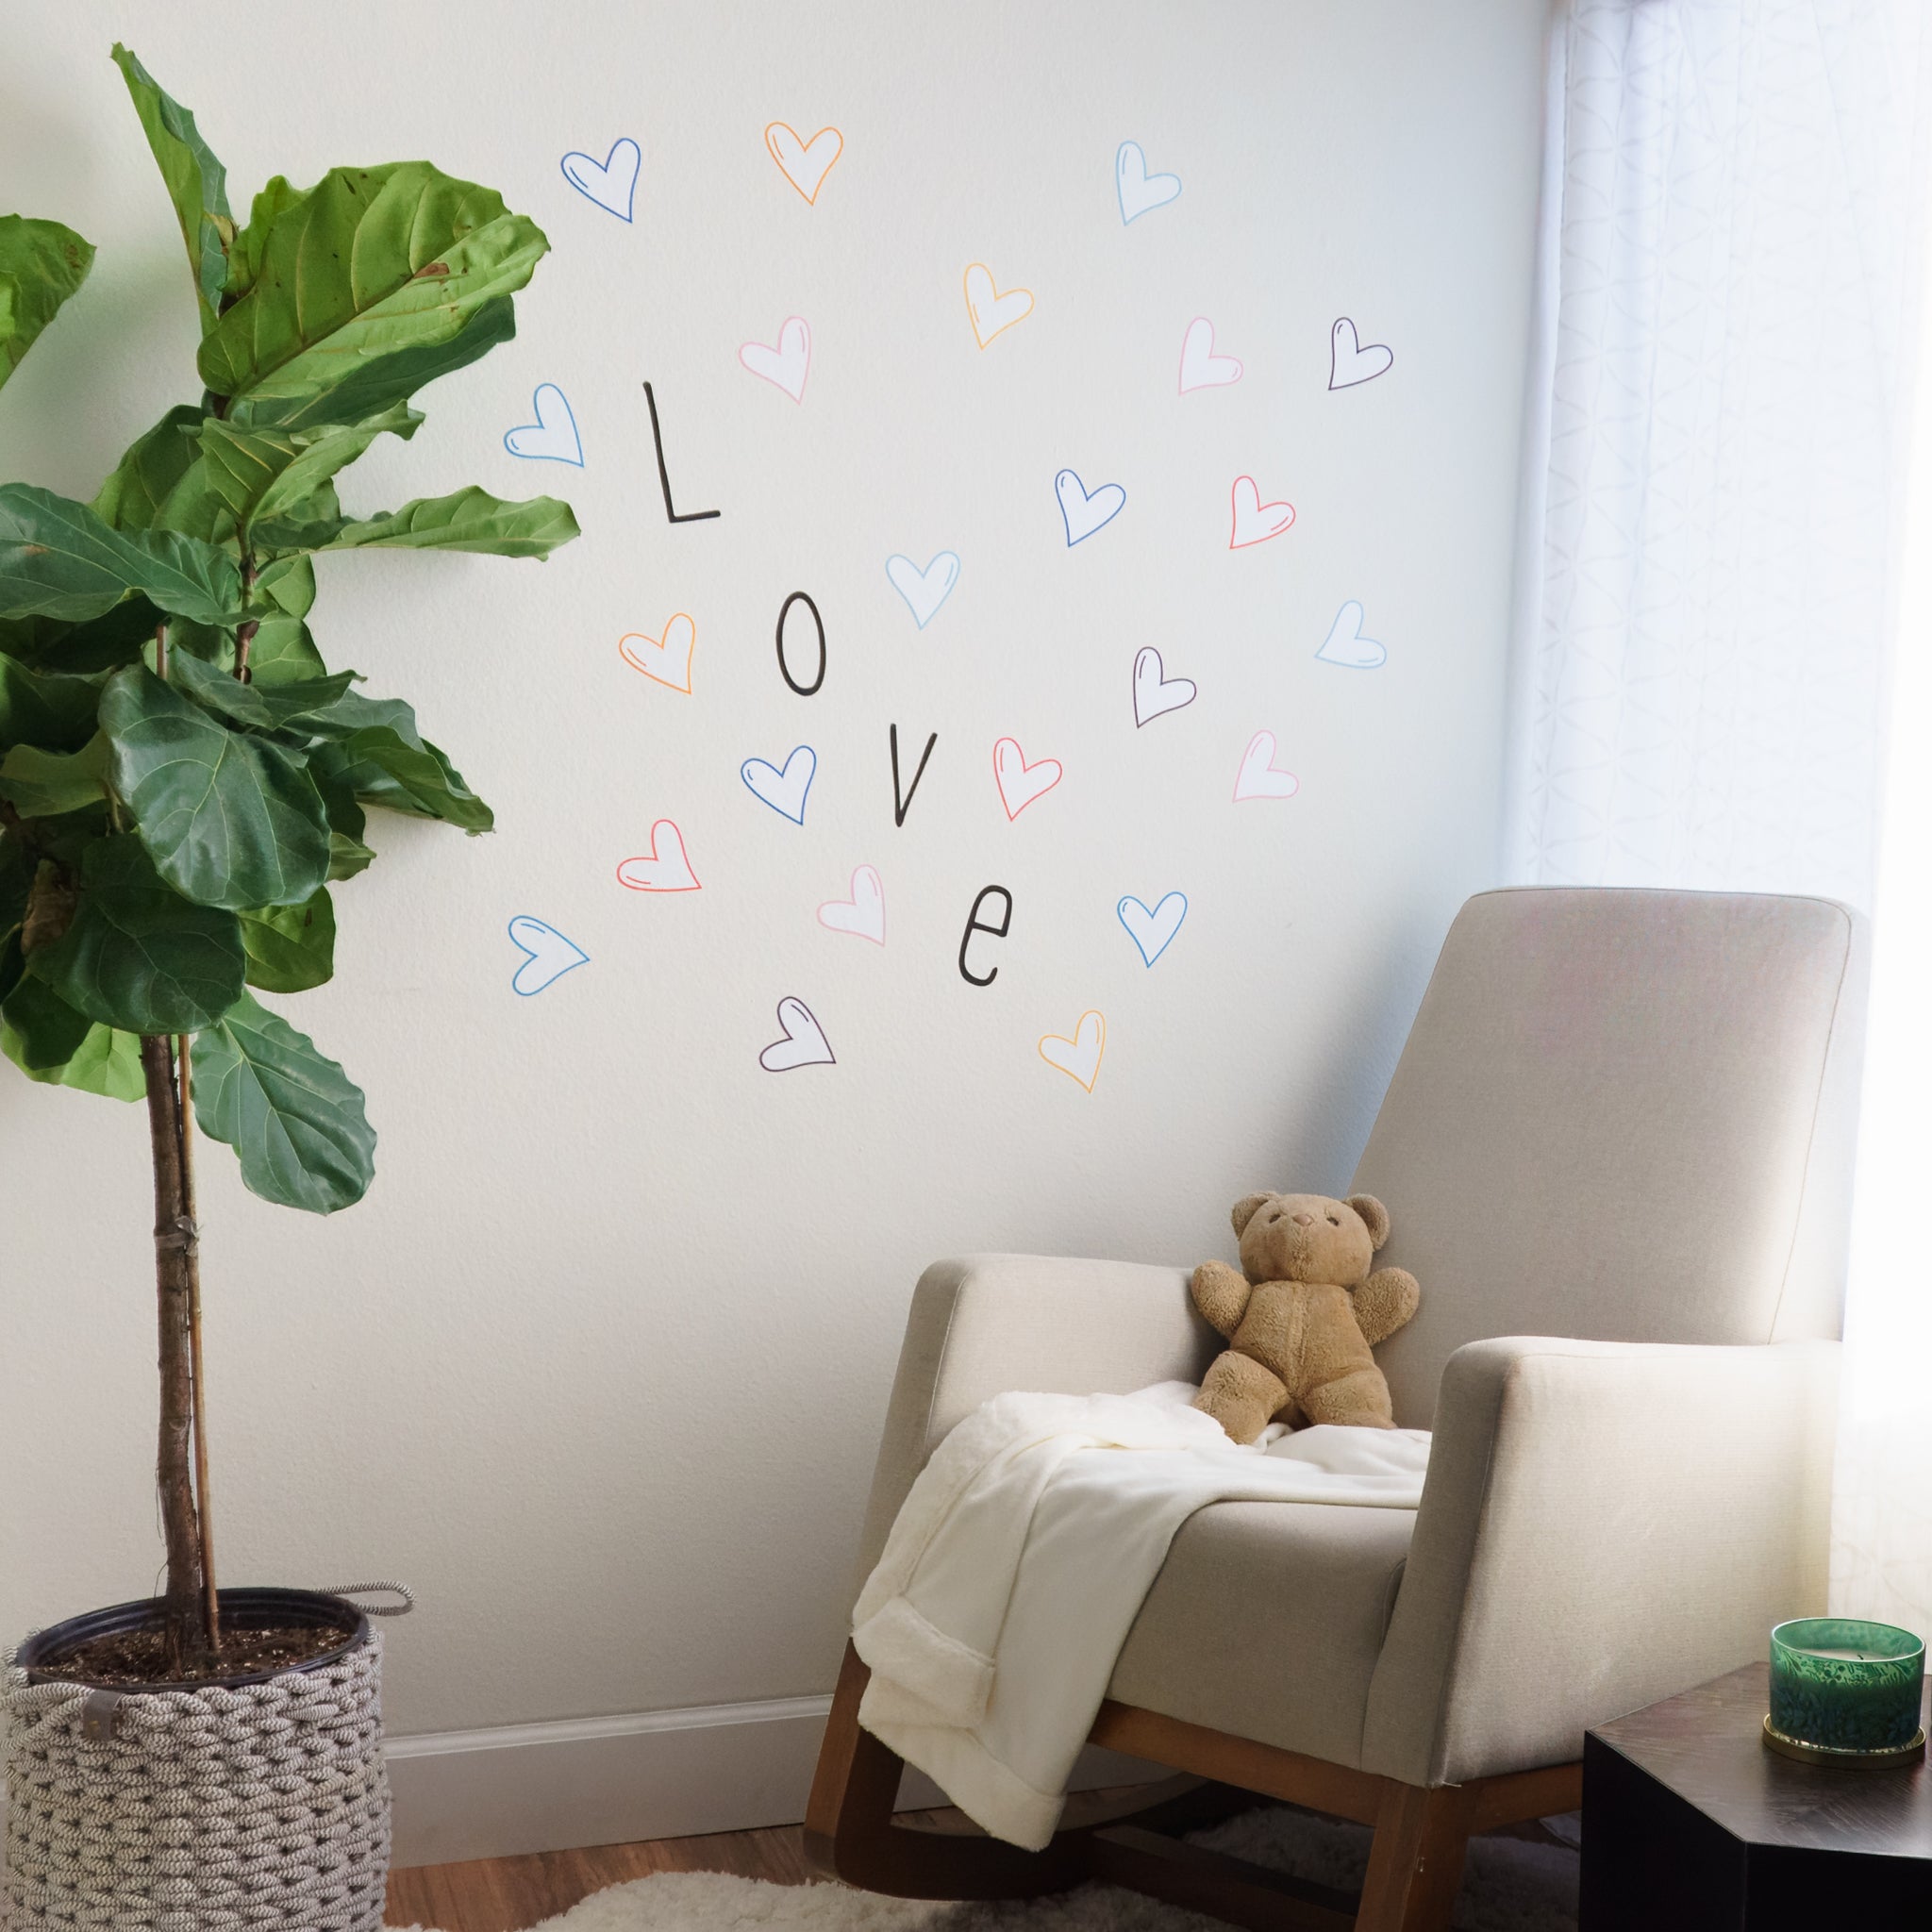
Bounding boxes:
407 1805 1578 1932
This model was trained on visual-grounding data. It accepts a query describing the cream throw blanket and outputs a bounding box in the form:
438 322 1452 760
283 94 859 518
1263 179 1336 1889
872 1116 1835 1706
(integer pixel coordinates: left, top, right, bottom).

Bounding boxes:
852 1382 1429 1850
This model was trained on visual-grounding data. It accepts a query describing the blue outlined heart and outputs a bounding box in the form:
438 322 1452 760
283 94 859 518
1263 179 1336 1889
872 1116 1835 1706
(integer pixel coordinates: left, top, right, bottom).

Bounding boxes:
1118 892 1188 967
560 138 641 221
886 553 961 629
1315 600 1387 669
508 916 589 995
504 384 583 466
1056 469 1126 546
741 744 817 824
1116 142 1182 224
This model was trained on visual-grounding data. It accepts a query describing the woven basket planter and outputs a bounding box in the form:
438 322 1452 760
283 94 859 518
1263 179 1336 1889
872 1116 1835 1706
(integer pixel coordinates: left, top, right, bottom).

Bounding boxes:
2 1588 404 1932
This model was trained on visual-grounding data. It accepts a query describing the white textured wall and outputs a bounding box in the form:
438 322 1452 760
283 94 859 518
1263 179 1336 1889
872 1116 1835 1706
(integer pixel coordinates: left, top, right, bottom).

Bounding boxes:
1 0 1547 1736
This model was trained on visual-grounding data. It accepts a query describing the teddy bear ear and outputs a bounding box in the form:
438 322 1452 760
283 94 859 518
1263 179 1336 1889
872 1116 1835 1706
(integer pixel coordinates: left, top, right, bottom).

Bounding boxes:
1231 1193 1273 1236
1346 1194 1391 1250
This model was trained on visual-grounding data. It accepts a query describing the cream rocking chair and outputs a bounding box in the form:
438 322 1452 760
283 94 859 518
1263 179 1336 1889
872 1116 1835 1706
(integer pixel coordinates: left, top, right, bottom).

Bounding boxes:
806 888 1864 1932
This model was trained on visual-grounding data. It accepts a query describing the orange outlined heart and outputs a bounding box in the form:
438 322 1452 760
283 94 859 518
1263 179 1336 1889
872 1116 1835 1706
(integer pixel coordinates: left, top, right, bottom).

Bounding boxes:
765 123 844 204
1039 1010 1106 1091
619 614 696 692
964 264 1034 349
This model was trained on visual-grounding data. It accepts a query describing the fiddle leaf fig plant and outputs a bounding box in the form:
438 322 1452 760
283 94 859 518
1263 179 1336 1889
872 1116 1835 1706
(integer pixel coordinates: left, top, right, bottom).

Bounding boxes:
0 44 577 1674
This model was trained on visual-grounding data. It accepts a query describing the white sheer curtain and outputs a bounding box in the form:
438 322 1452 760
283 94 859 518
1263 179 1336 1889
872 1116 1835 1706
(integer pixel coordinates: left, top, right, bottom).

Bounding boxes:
1507 0 1932 1629
1509 0 1925 904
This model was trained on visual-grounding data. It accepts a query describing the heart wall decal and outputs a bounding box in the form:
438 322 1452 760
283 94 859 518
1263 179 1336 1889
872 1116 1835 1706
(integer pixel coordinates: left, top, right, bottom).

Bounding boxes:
1116 141 1182 224
504 384 583 466
740 317 811 402
559 138 641 221
1118 892 1188 967
616 821 701 892
1329 316 1394 389
765 123 843 204
818 865 885 945
1132 646 1196 726
618 613 696 692
741 744 817 824
759 996 836 1072
885 553 961 629
1178 318 1242 393
1228 475 1295 549
508 917 590 996
964 264 1034 349
1315 600 1387 669
1234 730 1300 801
1039 1010 1107 1091
1056 469 1126 546
992 738 1063 820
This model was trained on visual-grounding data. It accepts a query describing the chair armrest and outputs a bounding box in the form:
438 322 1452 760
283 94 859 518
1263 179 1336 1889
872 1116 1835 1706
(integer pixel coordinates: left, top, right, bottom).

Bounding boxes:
1362 1336 1840 1787
850 1254 1211 1589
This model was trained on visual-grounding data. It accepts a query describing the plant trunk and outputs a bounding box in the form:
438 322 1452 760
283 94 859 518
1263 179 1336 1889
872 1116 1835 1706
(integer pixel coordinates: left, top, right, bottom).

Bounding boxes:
141 1032 217 1674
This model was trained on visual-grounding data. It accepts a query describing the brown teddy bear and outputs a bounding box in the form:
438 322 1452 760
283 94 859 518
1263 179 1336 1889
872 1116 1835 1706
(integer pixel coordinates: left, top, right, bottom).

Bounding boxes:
1191 1191 1420 1442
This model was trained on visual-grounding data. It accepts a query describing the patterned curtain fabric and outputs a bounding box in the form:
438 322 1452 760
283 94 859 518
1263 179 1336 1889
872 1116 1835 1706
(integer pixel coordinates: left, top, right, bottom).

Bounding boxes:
1511 0 1932 1635
1511 0 1925 905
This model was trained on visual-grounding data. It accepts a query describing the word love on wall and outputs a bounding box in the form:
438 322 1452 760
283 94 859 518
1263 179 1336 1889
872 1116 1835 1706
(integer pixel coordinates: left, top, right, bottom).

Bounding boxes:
510 119 1406 1105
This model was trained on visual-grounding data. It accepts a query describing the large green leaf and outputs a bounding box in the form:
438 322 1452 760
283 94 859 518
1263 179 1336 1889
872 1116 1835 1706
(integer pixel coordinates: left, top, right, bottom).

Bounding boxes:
111 44 230 337
29 833 244 1033
198 165 545 424
192 402 425 549
0 484 242 626
192 991 374 1212
324 484 578 559
0 215 94 391
239 887 334 992
304 694 491 830
0 969 141 1099
0 735 108 816
0 658 101 753
165 649 357 731
100 664 330 908
223 174 303 307
243 615 326 686
260 294 519 433
92 407 208 533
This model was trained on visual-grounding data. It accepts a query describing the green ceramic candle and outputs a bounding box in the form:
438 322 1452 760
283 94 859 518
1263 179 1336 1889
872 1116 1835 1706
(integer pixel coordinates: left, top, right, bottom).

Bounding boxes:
1767 1619 1925 1758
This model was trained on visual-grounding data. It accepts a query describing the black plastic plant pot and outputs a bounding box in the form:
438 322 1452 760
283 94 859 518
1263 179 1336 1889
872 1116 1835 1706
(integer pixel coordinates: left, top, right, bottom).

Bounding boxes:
16 1587 370 1691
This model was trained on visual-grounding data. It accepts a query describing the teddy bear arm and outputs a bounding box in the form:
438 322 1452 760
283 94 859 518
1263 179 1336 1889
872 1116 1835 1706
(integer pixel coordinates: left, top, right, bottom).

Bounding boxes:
1190 1259 1254 1338
1352 1266 1421 1348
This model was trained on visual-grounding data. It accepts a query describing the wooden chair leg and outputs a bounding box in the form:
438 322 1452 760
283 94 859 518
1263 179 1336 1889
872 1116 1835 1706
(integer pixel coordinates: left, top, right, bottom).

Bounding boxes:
1355 1780 1475 1932
802 1642 1091 1897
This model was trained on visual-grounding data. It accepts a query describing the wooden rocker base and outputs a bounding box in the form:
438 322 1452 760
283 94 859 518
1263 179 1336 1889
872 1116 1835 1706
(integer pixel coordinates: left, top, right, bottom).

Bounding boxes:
805 1645 1581 1932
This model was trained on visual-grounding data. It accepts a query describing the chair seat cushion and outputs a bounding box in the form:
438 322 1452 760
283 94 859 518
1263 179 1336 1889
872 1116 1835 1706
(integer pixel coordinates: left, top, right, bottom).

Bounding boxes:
1107 1498 1416 1767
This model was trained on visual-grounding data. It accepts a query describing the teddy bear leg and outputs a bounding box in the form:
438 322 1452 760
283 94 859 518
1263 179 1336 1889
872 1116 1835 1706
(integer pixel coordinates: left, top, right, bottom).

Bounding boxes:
1193 1350 1290 1444
1299 1364 1398 1429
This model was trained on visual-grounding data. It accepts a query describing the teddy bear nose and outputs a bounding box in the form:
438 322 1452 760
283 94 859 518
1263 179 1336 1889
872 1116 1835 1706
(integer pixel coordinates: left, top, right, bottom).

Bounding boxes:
1291 1211 1315 1226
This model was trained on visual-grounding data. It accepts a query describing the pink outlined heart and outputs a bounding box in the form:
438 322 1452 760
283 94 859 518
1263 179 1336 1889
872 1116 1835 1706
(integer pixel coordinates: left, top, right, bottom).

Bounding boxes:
1229 476 1295 549
740 317 811 401
764 123 843 205
616 820 702 891
818 864 885 945
993 737 1063 820
1234 731 1300 802
618 613 696 693
1178 318 1242 394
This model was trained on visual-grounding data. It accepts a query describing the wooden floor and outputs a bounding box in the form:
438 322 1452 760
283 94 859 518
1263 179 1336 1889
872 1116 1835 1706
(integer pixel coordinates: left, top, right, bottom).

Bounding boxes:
385 1798 1574 1930
383 1818 812 1930
384 1790 1149 1931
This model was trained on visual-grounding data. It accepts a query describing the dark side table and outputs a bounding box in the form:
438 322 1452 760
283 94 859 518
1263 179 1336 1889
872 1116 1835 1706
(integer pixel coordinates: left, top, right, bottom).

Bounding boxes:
1582 1661 1932 1927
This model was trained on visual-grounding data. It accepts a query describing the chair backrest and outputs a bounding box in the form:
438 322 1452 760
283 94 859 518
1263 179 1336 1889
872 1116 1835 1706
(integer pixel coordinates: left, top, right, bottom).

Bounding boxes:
1354 888 1865 1426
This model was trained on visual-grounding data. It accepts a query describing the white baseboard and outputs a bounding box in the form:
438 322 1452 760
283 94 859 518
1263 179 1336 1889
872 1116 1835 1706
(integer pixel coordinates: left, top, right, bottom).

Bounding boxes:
387 1695 1162 1868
